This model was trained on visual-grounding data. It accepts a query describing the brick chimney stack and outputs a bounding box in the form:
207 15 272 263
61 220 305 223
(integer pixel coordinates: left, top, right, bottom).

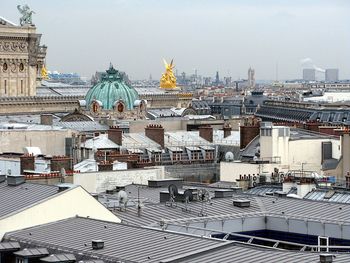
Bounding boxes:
51 156 73 172
40 114 53 126
108 126 123 146
20 154 35 174
240 117 260 149
223 123 232 138
145 124 164 148
199 125 213 142
98 161 113 171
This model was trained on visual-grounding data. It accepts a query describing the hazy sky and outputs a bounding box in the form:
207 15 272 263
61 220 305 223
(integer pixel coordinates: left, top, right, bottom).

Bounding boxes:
2 0 349 80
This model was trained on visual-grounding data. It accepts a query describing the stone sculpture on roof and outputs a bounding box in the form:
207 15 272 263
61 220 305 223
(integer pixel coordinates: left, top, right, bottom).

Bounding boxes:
17 5 35 26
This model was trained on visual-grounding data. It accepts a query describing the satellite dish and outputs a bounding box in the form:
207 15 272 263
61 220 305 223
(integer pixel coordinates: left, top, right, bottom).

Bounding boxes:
182 189 193 212
117 190 128 211
253 156 258 162
167 184 178 207
225 152 234 162
183 189 193 202
168 184 178 197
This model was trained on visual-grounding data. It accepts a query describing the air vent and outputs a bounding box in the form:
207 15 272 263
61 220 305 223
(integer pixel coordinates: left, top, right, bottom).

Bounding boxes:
148 178 183 188
0 174 5 183
320 254 334 263
92 240 104 250
57 183 74 193
91 193 99 200
233 199 251 208
7 175 25 186
215 189 234 198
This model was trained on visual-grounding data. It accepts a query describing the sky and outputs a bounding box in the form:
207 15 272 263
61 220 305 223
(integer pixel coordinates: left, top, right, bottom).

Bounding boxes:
2 0 350 80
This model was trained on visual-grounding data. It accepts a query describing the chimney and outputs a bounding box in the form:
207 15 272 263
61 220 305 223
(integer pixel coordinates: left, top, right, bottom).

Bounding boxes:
199 125 213 142
40 114 53 126
346 173 350 189
20 154 35 174
240 118 260 149
108 126 123 146
81 134 87 143
98 161 113 171
145 124 164 148
51 156 73 172
223 123 232 138
319 254 334 263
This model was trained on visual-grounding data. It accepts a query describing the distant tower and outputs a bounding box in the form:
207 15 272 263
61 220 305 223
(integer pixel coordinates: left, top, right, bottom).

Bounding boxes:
215 71 220 86
248 67 255 88
149 74 152 81
325 69 339 82
303 69 316 81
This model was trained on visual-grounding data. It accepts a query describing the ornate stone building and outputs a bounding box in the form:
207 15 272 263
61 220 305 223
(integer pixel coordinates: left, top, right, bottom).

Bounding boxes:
0 16 46 97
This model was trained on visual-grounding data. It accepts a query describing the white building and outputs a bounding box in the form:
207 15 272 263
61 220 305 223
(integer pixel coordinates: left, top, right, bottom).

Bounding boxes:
221 123 341 183
303 69 316 81
325 68 339 82
0 175 120 239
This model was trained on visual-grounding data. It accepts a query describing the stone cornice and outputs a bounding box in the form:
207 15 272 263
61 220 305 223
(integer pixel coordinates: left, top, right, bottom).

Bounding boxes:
0 95 84 104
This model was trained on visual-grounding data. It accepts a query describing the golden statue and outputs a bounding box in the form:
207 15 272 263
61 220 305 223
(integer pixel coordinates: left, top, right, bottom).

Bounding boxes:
160 59 177 89
41 64 49 80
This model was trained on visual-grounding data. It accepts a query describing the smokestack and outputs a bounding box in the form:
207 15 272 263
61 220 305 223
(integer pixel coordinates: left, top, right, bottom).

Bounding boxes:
199 125 213 142
108 126 123 146
145 124 164 148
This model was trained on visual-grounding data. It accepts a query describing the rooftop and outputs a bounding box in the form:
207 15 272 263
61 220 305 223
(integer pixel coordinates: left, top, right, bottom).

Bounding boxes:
0 181 59 219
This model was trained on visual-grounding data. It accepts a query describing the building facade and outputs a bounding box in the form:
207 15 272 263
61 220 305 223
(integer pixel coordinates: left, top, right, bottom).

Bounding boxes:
325 68 339 82
0 17 46 97
303 68 316 81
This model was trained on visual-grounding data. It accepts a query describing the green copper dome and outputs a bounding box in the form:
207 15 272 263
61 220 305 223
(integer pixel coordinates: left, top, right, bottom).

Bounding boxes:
85 65 139 110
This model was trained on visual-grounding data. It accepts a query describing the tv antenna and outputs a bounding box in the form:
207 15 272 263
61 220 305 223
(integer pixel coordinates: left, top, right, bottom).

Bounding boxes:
60 167 66 183
117 190 128 211
198 189 210 216
167 184 178 208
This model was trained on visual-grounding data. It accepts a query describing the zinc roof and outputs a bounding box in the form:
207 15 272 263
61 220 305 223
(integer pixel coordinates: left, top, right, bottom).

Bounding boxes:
5 217 225 263
0 181 58 219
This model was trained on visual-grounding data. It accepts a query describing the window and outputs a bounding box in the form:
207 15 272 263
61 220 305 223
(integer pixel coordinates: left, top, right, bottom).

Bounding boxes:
318 236 329 252
173 152 181 161
261 128 272 136
16 258 25 263
19 63 24 72
3 63 8 72
4 80 7 94
21 80 23 94
154 154 161 162
205 151 214 160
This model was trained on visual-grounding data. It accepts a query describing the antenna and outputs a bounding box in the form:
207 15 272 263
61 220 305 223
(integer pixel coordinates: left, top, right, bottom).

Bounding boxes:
198 189 210 216
276 61 279 82
60 167 66 183
167 184 178 207
117 190 128 211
